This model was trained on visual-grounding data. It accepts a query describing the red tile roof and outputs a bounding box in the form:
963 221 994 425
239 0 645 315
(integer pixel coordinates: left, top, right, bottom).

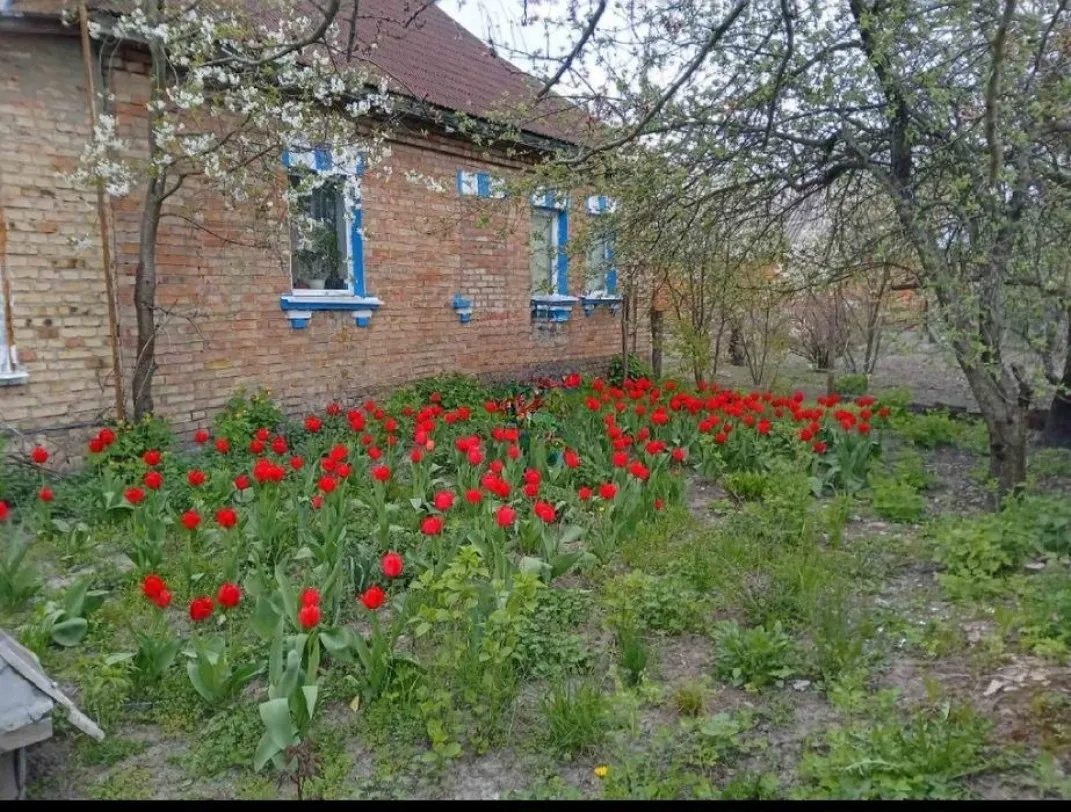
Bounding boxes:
5 0 587 144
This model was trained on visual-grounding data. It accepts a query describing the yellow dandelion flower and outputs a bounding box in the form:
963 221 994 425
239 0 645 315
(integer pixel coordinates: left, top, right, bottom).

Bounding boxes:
594 765 609 779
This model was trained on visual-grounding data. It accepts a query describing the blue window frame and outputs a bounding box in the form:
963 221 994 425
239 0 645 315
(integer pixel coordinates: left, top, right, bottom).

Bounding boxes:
529 191 569 295
280 148 380 328
283 147 366 296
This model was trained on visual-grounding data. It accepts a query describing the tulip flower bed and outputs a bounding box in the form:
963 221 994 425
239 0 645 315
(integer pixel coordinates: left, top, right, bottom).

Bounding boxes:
2 374 1070 800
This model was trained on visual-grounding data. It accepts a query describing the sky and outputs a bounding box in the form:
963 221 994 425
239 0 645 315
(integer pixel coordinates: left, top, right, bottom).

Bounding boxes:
439 0 611 95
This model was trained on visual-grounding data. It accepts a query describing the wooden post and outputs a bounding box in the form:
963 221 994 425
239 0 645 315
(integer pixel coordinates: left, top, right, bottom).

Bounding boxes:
79 1 126 421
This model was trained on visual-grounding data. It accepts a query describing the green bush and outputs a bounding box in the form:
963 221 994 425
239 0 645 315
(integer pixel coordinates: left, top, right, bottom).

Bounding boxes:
886 413 963 452
213 389 284 442
870 477 926 523
603 570 707 634
615 624 650 687
608 352 653 385
388 373 491 412
933 495 1071 595
723 470 770 503
798 700 991 799
88 414 174 481
712 620 796 691
834 373 869 396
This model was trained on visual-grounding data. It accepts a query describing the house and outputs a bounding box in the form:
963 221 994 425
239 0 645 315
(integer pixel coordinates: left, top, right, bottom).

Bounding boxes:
0 0 647 452
0 630 104 799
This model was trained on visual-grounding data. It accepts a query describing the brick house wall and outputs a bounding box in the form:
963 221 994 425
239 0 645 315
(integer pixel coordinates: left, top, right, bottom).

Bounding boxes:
0 32 648 455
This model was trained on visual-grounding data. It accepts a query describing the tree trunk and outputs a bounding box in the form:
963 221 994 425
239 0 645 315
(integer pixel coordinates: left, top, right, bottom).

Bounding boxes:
650 308 663 380
1043 318 1071 448
132 183 163 419
961 363 1028 496
728 323 744 366
133 19 168 420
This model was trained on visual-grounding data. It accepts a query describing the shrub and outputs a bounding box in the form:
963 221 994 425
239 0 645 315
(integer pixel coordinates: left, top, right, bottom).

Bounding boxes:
90 414 173 476
797 700 991 799
712 620 796 691
870 477 926 523
834 373 869 396
723 470 770 503
672 681 706 717
608 352 653 386
392 373 491 412
891 410 962 449
603 570 706 635
541 679 611 756
932 495 1071 596
213 389 284 442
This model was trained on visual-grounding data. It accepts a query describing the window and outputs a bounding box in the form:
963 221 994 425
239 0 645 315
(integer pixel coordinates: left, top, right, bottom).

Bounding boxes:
288 174 351 293
0 283 27 384
585 233 614 295
279 147 381 328
530 207 558 294
529 191 576 322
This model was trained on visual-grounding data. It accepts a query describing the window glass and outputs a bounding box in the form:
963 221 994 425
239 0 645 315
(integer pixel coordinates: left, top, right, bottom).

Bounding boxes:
530 208 557 293
289 174 350 292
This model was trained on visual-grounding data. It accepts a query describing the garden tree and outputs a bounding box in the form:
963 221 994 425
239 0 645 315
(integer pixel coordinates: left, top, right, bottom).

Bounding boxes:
1004 199 1071 447
595 153 783 386
786 188 920 376
506 0 1070 493
75 0 398 418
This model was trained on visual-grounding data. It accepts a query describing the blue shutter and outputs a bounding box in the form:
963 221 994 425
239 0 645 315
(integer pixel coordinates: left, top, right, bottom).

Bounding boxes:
555 207 569 295
605 232 617 294
350 189 365 296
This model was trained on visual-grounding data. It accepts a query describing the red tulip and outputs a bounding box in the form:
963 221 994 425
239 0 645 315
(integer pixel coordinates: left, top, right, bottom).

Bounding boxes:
217 582 241 608
298 603 321 629
215 507 238 529
189 596 214 622
381 551 404 579
359 585 386 610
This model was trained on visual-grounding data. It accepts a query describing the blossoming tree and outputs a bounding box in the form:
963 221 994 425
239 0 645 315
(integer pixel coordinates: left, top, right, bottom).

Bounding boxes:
74 0 398 418
500 0 1070 493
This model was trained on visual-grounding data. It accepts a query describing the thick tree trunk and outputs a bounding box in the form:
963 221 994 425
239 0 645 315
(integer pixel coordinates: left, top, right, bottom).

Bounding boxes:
1043 319 1071 448
132 184 163 419
728 323 744 366
961 363 1029 496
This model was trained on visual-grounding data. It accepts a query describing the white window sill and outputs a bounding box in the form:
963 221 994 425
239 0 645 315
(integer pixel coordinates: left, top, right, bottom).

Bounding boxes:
531 294 578 323
580 292 622 316
0 370 29 386
280 294 383 328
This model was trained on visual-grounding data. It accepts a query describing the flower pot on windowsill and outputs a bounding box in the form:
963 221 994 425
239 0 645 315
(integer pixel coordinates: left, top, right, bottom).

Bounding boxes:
306 278 327 290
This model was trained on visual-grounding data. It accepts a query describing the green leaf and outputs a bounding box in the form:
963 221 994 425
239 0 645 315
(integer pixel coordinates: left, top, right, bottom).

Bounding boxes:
259 698 297 752
302 684 319 718
253 731 282 773
558 524 585 546
62 579 90 617
50 617 88 647
251 595 283 641
319 626 354 654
